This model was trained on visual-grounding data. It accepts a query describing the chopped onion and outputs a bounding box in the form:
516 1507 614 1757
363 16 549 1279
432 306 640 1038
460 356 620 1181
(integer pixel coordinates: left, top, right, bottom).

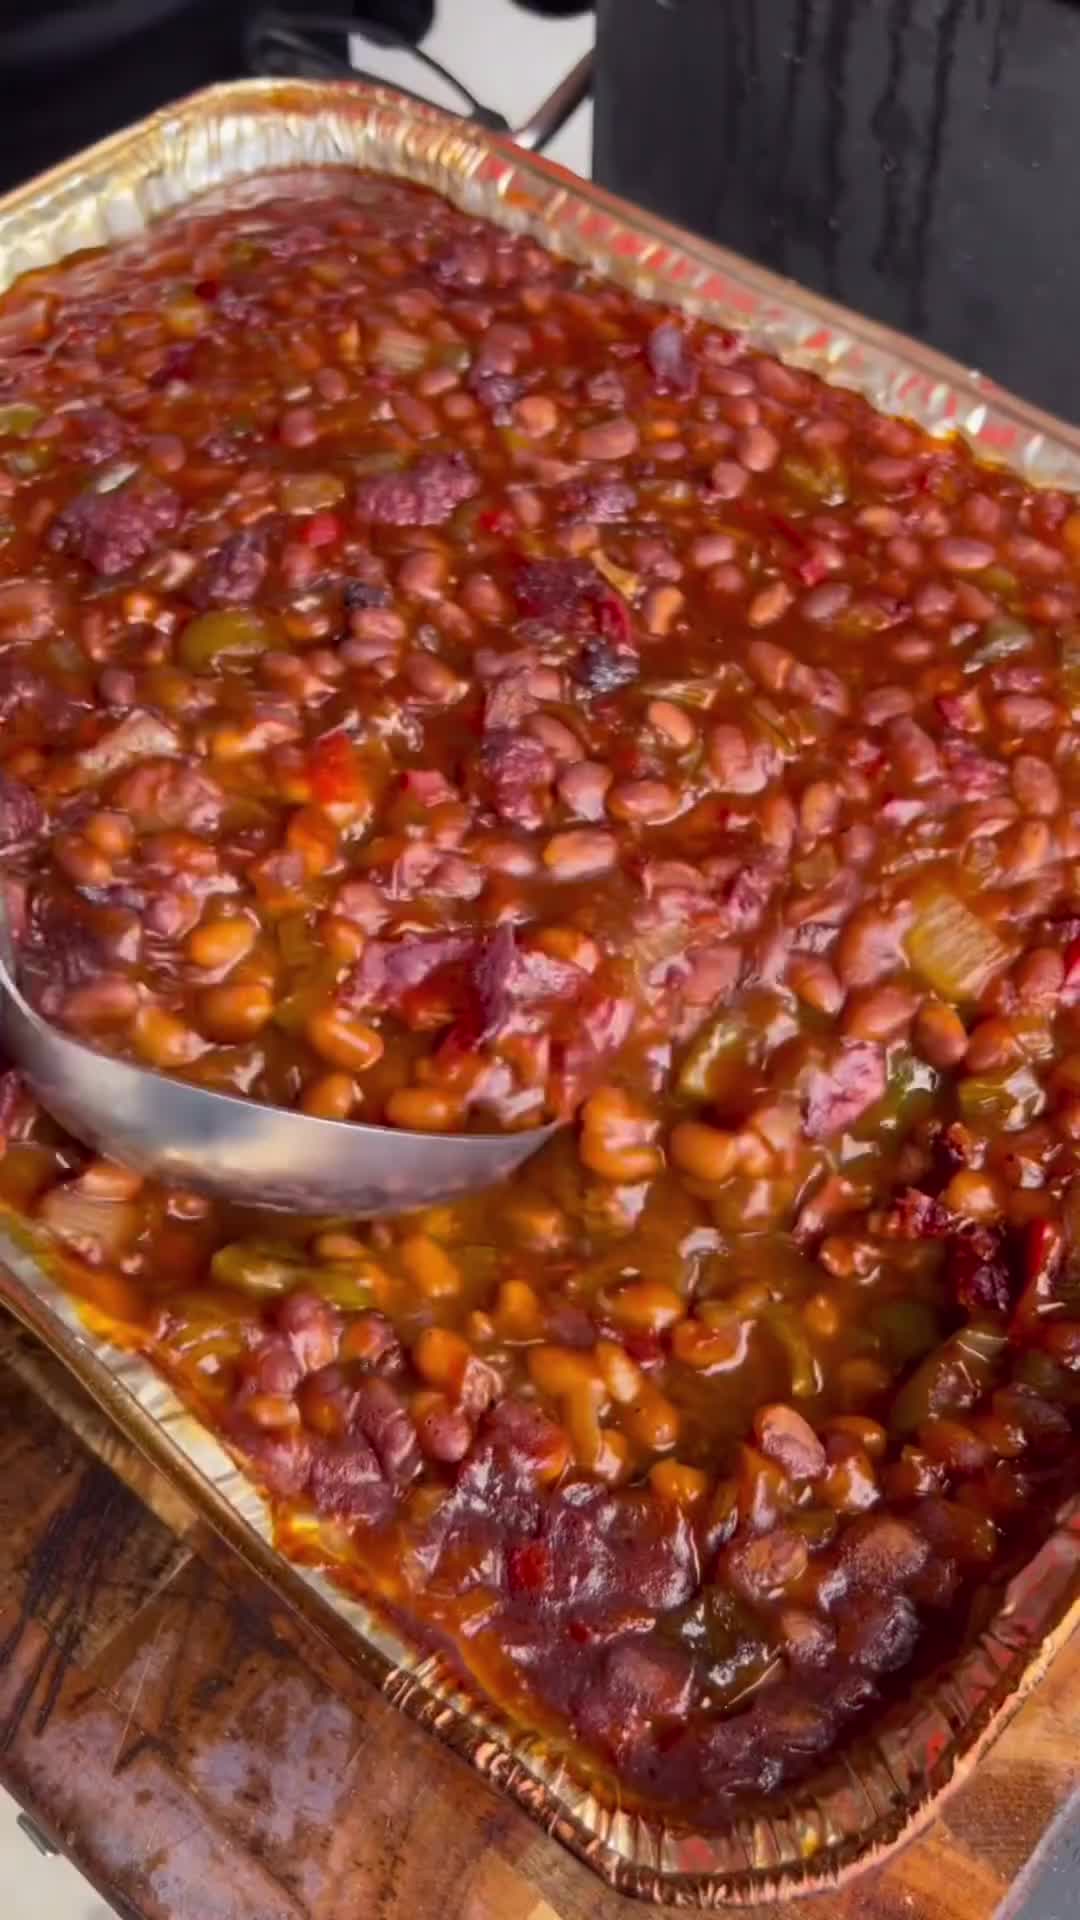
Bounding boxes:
76 708 180 777
371 326 428 374
904 884 1011 1003
39 1182 140 1259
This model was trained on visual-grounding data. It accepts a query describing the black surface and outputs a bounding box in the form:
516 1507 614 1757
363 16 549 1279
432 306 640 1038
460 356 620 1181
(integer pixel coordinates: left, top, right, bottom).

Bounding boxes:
0 0 248 191
594 0 1080 422
0 0 435 193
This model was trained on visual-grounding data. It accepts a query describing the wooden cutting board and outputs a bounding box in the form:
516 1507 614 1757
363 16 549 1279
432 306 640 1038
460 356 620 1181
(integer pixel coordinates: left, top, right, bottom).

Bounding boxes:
0 1315 1075 1920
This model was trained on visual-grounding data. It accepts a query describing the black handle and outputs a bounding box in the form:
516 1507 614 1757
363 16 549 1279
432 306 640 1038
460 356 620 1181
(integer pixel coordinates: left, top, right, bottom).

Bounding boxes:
246 9 592 152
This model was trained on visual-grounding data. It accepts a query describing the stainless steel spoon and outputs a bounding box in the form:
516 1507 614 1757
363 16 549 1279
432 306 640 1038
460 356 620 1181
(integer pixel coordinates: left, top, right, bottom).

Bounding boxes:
0 901 557 1215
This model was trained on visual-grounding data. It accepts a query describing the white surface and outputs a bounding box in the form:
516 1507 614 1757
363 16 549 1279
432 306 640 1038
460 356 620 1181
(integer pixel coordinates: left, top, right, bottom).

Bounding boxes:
0 1792 114 1919
349 0 593 174
0 6 591 1912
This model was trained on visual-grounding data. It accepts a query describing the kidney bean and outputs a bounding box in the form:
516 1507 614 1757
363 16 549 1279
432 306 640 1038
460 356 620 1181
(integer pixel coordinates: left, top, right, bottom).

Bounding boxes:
306 1007 384 1073
913 584 956 625
542 827 619 879
460 572 507 620
1013 947 1064 1004
397 549 447 599
913 999 968 1068
405 654 466 703
708 459 750 499
61 976 141 1030
557 760 613 821
415 1394 473 1463
744 580 793 628
835 907 907 989
301 1073 356 1120
393 392 439 438
999 817 1052 880
607 778 681 824
708 365 756 396
131 1005 203 1069
669 1121 737 1183
821 1446 879 1514
995 694 1060 732
645 698 696 749
863 455 918 489
798 781 840 839
859 687 913 728
839 1515 928 1591
384 1088 462 1132
278 405 319 448
736 424 780 472
887 716 940 784
754 1404 826 1480
199 982 274 1042
513 394 559 438
934 536 994 573
802 583 852 622
526 714 583 763
843 984 918 1043
959 493 1001 537
643 585 684 636
574 417 639 460
726 1528 809 1605
688 533 736 568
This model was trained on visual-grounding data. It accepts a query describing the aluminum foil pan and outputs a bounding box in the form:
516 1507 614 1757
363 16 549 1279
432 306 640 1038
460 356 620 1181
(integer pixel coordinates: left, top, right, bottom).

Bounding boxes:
0 78 1078 1906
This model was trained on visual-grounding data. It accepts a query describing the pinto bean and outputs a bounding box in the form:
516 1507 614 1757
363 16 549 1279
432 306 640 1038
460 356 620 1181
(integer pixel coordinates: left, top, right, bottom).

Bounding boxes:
574 417 639 460
543 827 618 877
747 580 795 628
736 425 780 472
913 999 968 1068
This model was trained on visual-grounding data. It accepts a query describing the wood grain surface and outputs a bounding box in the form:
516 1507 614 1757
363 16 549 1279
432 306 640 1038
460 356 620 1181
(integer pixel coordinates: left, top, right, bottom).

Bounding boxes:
0 1314 1076 1920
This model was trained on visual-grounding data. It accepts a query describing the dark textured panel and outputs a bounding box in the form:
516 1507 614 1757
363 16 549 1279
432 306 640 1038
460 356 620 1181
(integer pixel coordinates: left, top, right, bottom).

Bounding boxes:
594 0 1080 418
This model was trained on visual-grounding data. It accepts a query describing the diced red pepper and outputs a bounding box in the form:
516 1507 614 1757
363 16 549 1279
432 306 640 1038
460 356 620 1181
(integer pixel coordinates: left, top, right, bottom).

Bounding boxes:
307 728 363 807
595 590 633 646
796 551 830 587
478 506 516 537
1010 1218 1065 1340
507 1541 551 1594
302 511 342 548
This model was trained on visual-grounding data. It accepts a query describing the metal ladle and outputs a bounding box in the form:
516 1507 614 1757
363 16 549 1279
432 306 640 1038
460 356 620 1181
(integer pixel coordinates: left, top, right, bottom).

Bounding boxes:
0 902 558 1215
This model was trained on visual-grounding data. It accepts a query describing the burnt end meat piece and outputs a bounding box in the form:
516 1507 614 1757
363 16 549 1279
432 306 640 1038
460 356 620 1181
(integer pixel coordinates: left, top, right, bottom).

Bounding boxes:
802 1042 887 1140
572 638 639 693
68 405 133 466
646 321 698 395
46 480 181 577
514 558 604 626
354 452 478 526
0 662 85 736
948 1220 1015 1314
477 729 555 829
467 922 583 1045
306 1438 396 1525
345 930 478 1012
349 1377 421 1493
109 759 226 834
515 560 635 646
343 579 391 612
189 528 269 608
0 773 44 850
559 476 637 523
467 367 523 414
